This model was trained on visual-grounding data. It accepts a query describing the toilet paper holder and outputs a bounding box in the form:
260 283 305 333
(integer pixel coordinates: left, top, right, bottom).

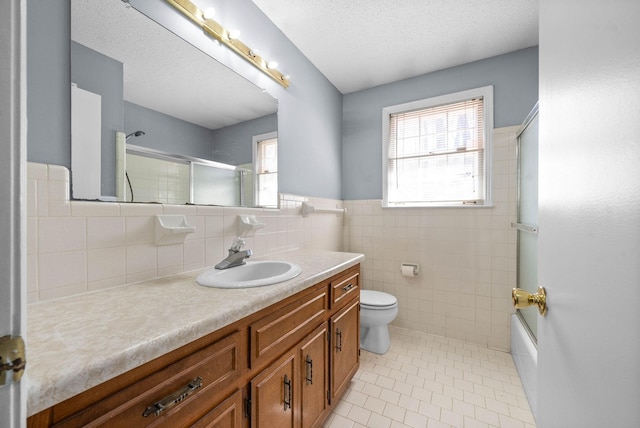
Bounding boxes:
401 263 420 277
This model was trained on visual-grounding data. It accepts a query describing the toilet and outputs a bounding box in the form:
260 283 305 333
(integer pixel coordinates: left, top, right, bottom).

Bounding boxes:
359 290 398 354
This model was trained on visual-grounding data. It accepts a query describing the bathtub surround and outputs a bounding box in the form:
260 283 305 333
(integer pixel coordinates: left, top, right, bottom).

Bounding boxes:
511 313 537 416
343 127 518 351
26 162 344 303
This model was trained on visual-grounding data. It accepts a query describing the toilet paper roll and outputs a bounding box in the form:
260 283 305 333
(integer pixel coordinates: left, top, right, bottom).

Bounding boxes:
401 264 418 277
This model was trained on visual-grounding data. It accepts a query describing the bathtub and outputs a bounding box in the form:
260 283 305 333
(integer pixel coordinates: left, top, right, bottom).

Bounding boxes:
511 313 537 417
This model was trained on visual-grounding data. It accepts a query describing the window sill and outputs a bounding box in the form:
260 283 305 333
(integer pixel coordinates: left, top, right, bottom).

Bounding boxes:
382 203 495 209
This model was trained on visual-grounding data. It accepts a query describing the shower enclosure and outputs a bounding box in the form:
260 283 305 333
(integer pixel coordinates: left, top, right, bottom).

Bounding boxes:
122 144 250 206
511 102 539 416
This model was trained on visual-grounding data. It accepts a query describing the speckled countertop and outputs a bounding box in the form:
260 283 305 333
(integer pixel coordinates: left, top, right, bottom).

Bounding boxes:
26 249 364 416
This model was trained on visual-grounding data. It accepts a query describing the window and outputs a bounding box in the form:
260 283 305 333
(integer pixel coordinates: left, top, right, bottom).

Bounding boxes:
382 86 493 207
254 132 278 208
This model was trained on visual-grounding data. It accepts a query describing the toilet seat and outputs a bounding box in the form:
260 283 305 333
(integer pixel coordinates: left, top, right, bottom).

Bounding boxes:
361 290 397 310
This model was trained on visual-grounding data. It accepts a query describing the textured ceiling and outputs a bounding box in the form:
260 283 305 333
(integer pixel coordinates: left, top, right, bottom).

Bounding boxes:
71 0 277 130
252 0 539 94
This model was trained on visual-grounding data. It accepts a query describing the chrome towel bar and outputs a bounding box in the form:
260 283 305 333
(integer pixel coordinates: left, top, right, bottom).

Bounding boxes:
511 222 538 234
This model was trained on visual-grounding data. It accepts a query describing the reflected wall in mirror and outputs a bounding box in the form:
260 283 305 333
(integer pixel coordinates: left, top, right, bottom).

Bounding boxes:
70 0 278 207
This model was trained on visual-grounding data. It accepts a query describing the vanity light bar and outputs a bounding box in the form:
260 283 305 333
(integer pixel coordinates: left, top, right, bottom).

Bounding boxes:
165 0 290 88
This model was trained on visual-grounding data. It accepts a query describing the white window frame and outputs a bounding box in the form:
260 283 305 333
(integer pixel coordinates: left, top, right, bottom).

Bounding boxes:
252 131 278 208
382 86 493 208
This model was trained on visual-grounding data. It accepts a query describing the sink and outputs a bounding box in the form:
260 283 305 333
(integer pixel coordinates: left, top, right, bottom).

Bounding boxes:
196 261 302 288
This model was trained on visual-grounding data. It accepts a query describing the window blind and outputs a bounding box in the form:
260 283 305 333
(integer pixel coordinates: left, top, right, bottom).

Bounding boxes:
387 97 485 205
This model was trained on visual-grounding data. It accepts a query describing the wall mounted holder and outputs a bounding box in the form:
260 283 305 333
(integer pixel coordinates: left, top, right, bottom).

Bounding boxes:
238 215 265 237
400 262 420 277
155 215 196 245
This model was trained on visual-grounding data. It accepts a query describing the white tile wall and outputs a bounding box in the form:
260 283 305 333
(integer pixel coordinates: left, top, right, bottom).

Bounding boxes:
28 127 516 349
343 127 519 351
125 154 191 205
26 162 345 303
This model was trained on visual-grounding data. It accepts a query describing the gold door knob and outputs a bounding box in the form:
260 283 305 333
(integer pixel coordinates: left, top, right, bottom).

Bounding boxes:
512 286 547 316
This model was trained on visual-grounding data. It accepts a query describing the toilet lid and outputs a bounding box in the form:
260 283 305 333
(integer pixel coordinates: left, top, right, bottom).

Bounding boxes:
361 290 397 307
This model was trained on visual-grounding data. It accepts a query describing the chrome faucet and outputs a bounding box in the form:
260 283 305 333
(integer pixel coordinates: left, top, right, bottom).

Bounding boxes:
215 237 252 269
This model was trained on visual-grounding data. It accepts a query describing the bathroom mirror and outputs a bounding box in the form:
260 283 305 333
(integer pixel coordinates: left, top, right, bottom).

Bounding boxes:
70 0 278 206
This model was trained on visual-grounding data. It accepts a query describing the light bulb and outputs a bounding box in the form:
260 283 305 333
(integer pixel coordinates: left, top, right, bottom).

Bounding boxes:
267 61 279 69
203 7 215 20
227 29 241 40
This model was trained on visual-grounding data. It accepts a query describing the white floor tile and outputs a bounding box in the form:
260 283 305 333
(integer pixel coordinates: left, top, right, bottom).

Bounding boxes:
324 326 536 427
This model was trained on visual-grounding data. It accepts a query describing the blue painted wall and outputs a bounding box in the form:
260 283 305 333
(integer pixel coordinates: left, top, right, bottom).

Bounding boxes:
342 47 539 200
27 0 70 168
124 102 215 160
106 0 346 200
71 41 124 197
211 114 277 166
26 0 537 202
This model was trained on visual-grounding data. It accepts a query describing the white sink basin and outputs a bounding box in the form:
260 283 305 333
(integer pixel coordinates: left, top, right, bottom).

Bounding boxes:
196 260 302 288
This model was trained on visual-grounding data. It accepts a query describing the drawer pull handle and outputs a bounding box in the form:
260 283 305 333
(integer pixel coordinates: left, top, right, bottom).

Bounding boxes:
142 376 203 417
335 328 342 352
342 283 354 292
283 375 292 410
305 355 313 384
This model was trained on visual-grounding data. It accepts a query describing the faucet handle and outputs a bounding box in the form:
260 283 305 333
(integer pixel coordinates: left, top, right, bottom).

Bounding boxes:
230 237 246 252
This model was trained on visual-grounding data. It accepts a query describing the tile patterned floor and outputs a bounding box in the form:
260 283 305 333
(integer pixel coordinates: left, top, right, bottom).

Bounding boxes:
324 326 536 428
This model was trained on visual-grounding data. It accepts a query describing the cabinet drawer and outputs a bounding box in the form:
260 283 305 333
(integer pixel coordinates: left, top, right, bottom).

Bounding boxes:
330 266 359 309
53 330 244 427
250 287 328 368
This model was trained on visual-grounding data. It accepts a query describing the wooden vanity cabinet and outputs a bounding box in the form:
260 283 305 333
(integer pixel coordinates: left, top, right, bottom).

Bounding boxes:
330 299 360 401
330 267 360 311
191 389 243 428
27 264 361 428
250 323 329 428
28 326 245 428
249 283 328 371
250 346 298 428
298 324 329 428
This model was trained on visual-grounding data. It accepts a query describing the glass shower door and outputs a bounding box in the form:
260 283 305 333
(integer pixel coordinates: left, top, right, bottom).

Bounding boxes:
515 104 539 340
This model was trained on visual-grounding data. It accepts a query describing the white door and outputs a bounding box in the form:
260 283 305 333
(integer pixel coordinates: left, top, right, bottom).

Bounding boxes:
537 1 640 427
0 0 27 426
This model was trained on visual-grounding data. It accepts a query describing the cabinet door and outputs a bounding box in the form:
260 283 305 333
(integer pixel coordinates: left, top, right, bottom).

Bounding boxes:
330 299 360 400
251 350 297 428
299 324 329 428
191 389 243 428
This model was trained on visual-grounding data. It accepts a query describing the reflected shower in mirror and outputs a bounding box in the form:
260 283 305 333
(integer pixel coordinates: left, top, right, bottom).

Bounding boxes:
70 0 278 207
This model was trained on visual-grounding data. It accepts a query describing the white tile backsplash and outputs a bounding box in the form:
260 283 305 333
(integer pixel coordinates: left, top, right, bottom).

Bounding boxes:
27 163 344 303
87 217 125 249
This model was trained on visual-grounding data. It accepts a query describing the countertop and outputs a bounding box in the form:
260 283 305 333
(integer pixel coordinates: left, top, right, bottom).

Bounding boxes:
26 249 364 416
